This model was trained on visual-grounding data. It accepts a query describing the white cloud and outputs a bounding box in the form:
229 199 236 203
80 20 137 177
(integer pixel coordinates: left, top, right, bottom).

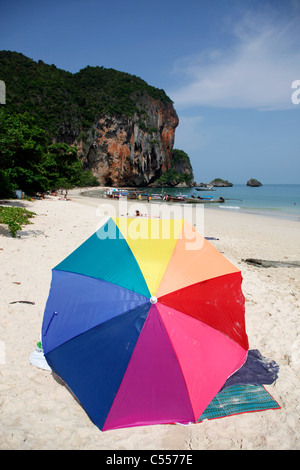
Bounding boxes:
169 12 300 111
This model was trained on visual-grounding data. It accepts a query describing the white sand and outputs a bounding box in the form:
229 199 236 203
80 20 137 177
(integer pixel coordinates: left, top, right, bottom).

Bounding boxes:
0 189 299 450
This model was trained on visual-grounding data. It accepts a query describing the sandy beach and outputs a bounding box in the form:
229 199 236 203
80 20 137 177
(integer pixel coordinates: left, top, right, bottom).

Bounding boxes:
0 188 299 450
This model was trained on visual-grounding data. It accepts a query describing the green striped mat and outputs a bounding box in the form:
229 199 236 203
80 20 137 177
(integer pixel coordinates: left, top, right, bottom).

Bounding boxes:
198 384 280 422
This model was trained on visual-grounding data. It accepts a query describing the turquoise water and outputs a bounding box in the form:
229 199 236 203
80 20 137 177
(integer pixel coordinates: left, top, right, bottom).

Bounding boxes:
86 184 300 221
200 184 300 220
147 184 300 220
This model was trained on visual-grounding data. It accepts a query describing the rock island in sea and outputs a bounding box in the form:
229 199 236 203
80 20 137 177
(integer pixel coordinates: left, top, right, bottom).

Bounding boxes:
247 178 263 187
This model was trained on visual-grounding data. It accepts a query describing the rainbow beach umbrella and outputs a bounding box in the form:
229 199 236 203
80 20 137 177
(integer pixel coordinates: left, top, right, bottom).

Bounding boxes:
42 217 249 431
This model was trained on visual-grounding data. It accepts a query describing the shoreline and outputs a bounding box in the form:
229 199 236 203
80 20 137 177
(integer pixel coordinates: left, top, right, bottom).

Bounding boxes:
75 186 300 223
1 189 300 449
208 204 300 222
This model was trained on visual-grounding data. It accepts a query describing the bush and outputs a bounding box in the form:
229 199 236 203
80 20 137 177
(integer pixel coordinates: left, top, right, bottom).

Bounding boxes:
153 168 193 187
0 170 16 198
0 206 36 237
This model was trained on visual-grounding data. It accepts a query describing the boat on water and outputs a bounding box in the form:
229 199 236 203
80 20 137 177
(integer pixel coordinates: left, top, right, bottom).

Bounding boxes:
162 194 225 204
127 191 148 200
148 194 163 200
106 189 128 199
105 189 149 200
184 196 225 204
164 195 186 202
195 185 215 191
103 189 224 204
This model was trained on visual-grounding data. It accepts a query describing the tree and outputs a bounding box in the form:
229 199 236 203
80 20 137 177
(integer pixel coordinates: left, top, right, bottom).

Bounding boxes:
44 143 99 189
0 109 99 197
0 109 48 194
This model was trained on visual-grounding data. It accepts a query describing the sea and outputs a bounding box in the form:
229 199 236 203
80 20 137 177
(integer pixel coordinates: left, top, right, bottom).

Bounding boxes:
85 184 300 221
191 184 300 220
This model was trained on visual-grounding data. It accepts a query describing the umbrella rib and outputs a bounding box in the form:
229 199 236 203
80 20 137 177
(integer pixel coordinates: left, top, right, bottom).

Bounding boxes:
158 271 242 300
155 303 197 423
157 272 248 351
53 268 151 299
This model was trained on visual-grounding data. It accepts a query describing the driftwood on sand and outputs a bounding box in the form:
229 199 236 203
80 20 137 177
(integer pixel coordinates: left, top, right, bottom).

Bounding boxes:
243 258 300 268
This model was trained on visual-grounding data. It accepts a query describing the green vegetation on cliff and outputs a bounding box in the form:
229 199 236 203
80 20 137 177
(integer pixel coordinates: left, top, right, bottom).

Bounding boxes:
210 178 233 187
0 109 98 197
0 51 172 135
153 149 194 186
0 51 174 196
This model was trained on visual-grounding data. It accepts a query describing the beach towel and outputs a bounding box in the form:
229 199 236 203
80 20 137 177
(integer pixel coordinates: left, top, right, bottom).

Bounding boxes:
220 349 279 391
197 350 280 422
198 384 280 422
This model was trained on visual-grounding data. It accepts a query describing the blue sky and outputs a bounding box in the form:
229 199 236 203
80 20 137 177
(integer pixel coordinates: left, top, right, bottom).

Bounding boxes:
1 0 299 183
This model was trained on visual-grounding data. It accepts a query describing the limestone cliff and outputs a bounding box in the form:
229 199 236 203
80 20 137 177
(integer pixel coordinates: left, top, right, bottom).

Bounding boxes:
0 52 180 187
73 96 178 187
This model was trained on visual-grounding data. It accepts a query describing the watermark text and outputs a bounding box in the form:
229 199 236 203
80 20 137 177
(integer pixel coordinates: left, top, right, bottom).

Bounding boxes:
0 80 6 104
291 80 300 105
95 198 205 250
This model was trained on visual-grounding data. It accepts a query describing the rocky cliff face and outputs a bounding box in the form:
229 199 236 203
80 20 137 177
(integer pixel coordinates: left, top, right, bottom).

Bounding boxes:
58 95 178 187
0 52 180 187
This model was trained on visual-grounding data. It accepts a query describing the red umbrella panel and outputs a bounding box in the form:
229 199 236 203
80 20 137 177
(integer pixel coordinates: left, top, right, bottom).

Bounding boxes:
42 218 249 430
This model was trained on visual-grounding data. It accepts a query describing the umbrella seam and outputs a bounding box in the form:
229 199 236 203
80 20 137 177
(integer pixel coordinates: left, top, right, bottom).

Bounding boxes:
158 271 243 301
155 303 197 423
52 267 151 300
44 301 152 355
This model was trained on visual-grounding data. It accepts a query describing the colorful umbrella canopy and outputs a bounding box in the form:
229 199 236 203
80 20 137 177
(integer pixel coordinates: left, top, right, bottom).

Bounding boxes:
42 217 249 431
